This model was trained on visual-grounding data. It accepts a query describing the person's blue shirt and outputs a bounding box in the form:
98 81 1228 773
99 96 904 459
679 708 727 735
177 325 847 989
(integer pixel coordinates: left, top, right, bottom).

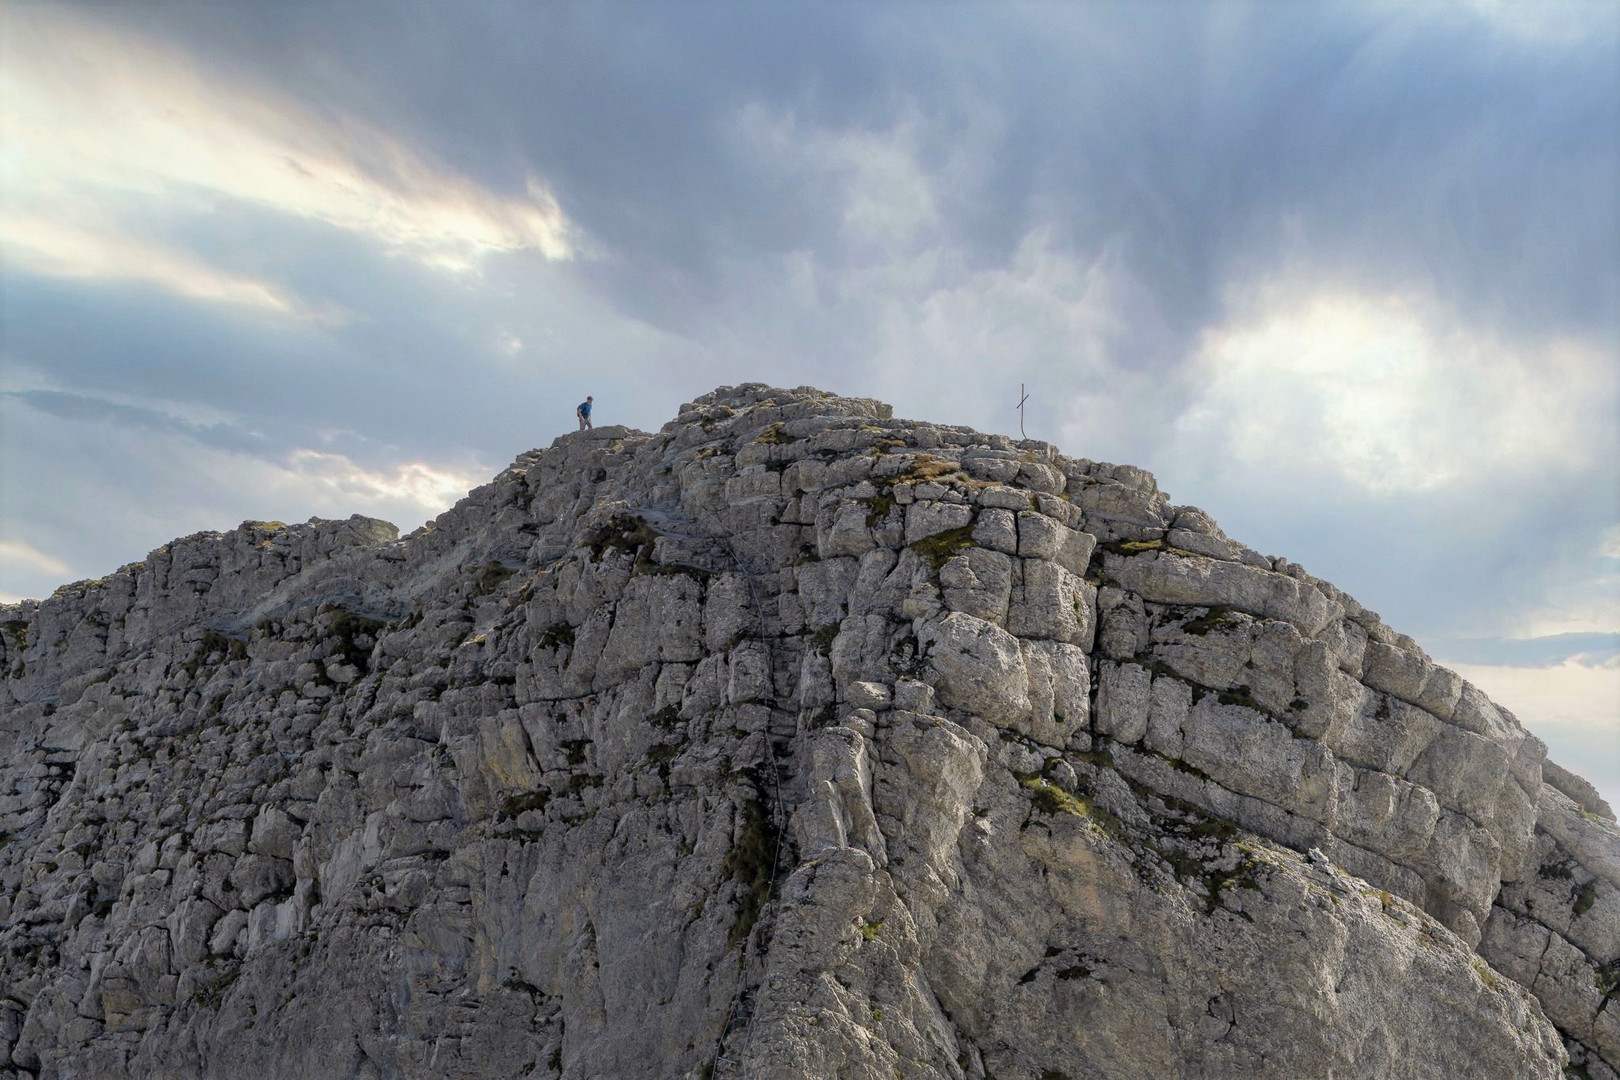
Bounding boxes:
577 400 592 418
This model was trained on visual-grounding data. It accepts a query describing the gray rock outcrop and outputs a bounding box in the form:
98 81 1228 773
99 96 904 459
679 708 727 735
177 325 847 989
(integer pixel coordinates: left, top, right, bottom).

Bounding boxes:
1 384 1613 1078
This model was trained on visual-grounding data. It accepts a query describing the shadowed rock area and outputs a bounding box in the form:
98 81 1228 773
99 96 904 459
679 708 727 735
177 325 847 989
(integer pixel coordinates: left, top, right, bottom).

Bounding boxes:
1 384 1614 1079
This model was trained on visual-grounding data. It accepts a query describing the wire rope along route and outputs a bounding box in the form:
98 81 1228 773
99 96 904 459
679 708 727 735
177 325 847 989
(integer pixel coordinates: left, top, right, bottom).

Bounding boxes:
689 503 791 1079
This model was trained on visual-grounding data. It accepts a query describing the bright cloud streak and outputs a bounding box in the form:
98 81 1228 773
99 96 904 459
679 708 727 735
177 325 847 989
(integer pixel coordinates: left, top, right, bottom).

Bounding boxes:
0 215 297 314
1515 593 1620 639
0 539 71 579
1176 287 1616 493
0 6 573 303
0 539 76 605
1447 655 1620 728
279 450 486 513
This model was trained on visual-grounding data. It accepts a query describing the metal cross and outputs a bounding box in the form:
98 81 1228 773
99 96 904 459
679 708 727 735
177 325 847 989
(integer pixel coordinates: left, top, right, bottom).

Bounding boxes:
1016 383 1030 440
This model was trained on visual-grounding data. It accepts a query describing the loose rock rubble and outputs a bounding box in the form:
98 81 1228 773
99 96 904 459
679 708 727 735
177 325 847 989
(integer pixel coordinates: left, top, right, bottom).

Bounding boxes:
0 384 1613 1079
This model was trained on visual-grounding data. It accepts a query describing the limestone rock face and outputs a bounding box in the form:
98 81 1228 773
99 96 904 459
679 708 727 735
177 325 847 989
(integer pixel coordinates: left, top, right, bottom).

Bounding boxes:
0 384 1612 1079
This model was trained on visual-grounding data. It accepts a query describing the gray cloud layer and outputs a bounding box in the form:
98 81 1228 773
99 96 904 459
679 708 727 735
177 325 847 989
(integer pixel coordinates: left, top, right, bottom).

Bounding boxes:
3 2 1616 791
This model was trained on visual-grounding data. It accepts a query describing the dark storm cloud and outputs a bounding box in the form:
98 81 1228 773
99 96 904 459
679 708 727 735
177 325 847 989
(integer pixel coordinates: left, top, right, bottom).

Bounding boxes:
72 1 1616 359
18 1 1617 505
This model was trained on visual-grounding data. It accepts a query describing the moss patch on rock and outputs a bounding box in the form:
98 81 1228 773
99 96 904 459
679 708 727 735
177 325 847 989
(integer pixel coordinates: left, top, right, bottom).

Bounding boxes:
722 794 780 949
585 513 657 565
910 525 977 570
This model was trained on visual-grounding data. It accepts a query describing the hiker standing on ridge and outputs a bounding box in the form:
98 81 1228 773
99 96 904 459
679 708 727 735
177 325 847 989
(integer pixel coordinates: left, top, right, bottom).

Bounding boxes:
576 395 594 430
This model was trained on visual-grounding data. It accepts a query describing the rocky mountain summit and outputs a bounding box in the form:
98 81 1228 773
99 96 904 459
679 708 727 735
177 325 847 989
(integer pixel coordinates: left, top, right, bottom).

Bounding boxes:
1 384 1615 1079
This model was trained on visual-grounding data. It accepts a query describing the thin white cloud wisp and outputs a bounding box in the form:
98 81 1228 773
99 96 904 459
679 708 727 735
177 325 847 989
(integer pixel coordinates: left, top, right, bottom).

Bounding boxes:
1515 525 1620 638
0 539 71 579
0 216 299 314
0 539 76 604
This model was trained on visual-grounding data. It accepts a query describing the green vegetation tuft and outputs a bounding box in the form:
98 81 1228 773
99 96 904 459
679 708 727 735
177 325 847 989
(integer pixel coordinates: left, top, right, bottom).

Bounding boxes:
1018 775 1093 819
901 454 962 483
753 422 797 445
566 773 603 795
1070 746 1115 770
3 619 31 654
1100 539 1164 556
1181 606 1239 635
722 796 779 948
182 629 248 678
1574 881 1597 916
861 491 897 528
1595 959 1619 1000
585 513 658 565
324 607 387 672
1139 747 1212 783
910 526 977 570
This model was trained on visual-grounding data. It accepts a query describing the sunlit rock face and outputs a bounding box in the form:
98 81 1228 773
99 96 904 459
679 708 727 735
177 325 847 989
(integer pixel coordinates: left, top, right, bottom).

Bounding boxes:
0 384 1613 1080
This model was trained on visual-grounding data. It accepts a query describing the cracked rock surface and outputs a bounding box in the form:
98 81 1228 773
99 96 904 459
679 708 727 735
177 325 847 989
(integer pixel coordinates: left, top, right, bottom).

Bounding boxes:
0 383 1613 1079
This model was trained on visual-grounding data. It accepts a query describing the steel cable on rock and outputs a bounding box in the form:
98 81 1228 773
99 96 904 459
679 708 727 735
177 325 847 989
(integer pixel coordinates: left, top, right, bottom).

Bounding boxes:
692 502 791 1078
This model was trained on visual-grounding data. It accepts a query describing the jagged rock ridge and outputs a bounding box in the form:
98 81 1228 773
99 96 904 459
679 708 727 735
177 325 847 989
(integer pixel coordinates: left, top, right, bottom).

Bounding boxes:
0 384 1614 1079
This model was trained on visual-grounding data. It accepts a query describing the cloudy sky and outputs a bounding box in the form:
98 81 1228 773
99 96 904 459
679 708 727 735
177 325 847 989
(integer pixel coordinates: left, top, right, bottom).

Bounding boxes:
2 1 1616 799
